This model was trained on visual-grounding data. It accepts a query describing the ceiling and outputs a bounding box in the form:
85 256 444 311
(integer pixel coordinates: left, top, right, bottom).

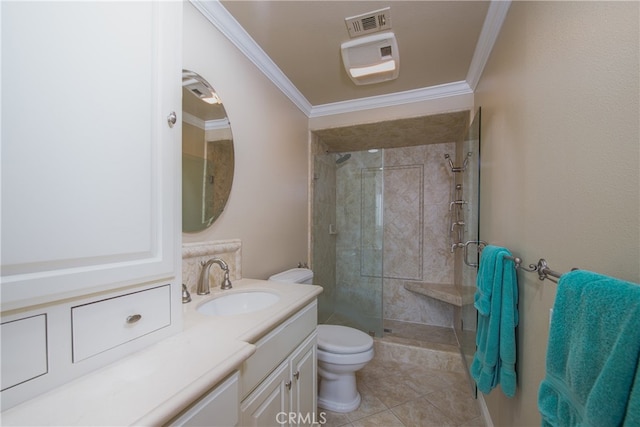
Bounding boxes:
192 1 508 150
217 1 493 108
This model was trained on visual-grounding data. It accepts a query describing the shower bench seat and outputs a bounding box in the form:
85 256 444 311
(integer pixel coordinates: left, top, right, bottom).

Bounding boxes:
403 281 475 307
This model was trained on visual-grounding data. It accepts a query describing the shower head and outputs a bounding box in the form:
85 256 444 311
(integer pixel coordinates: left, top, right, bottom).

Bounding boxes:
336 153 351 164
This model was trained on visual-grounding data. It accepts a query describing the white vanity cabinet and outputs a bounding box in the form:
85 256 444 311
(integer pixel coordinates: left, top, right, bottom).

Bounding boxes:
169 372 240 427
1 0 181 310
289 335 318 425
240 302 318 427
0 315 48 391
71 284 172 362
0 0 182 411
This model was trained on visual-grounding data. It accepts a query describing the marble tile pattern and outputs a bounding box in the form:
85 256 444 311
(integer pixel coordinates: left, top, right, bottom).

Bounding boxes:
206 139 234 222
313 111 469 153
314 141 459 330
382 165 424 280
321 338 484 427
334 151 384 326
382 319 460 353
382 143 457 327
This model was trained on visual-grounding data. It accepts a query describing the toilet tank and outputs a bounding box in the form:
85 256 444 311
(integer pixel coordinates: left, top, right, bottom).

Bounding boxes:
268 268 313 284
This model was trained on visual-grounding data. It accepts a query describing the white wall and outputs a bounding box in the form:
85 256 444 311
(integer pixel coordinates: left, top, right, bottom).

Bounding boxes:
475 2 639 425
182 3 310 279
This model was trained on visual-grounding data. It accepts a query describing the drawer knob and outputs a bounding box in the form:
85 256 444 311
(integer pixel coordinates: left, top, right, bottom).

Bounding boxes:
126 314 142 324
293 371 300 380
285 380 292 390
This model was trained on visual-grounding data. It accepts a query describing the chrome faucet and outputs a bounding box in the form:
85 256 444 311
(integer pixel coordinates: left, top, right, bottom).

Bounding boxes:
197 258 233 295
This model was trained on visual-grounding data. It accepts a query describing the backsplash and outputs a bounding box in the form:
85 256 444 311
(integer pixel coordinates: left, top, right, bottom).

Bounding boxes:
182 239 242 294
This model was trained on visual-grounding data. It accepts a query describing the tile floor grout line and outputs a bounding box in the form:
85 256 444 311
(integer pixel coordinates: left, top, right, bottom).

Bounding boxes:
320 319 484 427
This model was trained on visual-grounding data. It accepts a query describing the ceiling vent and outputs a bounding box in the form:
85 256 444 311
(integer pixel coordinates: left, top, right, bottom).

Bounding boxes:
345 7 391 38
183 71 221 104
341 32 399 86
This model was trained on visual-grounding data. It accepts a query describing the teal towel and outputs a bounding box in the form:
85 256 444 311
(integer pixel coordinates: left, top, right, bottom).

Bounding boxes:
624 364 640 426
538 270 640 427
471 245 519 397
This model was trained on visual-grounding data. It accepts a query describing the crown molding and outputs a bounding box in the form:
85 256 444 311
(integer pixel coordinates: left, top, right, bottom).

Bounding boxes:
190 0 313 117
183 112 230 131
308 81 473 118
466 1 511 91
191 0 508 118
182 112 205 130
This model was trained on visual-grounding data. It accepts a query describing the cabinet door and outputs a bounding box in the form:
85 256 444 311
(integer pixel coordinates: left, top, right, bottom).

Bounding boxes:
241 362 291 427
170 372 239 427
1 1 181 311
290 333 318 427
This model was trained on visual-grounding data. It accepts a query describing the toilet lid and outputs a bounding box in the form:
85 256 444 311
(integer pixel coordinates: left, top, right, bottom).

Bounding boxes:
316 325 374 354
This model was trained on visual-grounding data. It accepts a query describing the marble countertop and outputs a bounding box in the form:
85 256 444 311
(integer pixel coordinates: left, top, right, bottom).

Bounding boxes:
1 279 322 426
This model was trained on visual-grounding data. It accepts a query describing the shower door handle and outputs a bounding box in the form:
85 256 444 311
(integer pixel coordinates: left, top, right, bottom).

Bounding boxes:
463 240 487 268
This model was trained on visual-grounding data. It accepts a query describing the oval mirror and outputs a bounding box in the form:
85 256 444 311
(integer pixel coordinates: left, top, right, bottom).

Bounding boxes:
182 70 234 233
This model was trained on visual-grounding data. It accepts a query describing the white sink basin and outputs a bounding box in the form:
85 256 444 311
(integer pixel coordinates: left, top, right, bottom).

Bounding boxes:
197 291 280 316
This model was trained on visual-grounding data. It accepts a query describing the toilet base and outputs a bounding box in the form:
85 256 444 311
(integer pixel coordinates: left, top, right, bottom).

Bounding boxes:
317 370 361 413
318 390 361 413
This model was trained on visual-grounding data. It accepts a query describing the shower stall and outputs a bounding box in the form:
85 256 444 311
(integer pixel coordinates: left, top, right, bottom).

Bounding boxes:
313 149 385 336
311 109 481 365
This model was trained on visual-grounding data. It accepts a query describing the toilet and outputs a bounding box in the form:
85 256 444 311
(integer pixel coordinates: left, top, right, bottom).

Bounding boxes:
268 268 374 413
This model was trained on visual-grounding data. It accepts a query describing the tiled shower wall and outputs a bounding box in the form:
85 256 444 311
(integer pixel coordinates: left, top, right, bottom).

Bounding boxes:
314 142 457 330
382 143 456 327
334 150 384 329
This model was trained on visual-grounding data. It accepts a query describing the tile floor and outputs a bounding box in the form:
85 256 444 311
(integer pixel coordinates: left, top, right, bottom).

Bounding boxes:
319 320 485 427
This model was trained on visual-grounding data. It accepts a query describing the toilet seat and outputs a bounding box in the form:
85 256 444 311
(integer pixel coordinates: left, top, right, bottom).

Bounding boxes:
317 325 373 354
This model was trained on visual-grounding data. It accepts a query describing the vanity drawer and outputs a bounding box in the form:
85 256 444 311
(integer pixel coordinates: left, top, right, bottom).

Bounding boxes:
72 285 171 362
1 314 48 391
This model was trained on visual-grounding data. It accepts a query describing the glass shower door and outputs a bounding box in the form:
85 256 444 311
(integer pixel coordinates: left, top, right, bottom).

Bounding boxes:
458 108 481 393
313 150 384 337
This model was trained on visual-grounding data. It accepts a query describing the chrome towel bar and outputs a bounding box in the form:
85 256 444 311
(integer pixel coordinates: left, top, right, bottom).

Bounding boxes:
462 240 572 283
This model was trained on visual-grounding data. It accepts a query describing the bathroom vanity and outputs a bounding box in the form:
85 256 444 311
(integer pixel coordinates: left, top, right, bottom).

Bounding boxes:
239 301 317 426
1 0 184 410
1 279 322 426
170 296 318 427
1 1 321 424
